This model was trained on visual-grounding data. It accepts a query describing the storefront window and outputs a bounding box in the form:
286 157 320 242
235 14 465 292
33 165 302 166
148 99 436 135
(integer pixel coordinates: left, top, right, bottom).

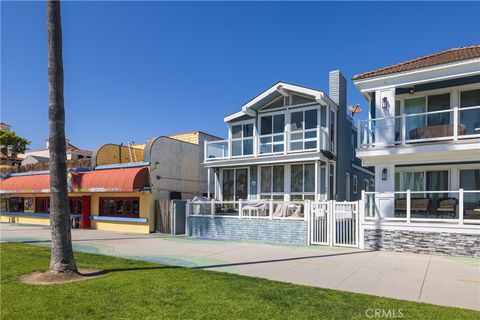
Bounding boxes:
8 197 24 212
69 198 83 215
35 197 50 213
23 198 34 211
0 197 7 212
99 197 140 218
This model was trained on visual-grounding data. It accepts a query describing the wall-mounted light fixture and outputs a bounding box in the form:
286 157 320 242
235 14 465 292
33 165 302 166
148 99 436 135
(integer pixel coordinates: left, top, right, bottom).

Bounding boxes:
251 181 257 186
382 97 389 110
381 168 388 181
409 86 415 94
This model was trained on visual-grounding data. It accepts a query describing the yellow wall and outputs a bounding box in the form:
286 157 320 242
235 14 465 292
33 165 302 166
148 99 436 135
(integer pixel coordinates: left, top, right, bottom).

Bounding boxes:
168 132 200 145
95 144 145 165
89 191 152 234
1 191 153 234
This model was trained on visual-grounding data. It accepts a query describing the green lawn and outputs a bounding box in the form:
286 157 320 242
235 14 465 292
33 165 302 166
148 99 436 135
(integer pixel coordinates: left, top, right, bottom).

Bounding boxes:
1 243 477 320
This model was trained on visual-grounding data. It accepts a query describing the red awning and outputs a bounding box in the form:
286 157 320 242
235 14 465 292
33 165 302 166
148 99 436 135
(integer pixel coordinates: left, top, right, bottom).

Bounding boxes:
74 167 149 192
0 174 50 194
0 167 149 194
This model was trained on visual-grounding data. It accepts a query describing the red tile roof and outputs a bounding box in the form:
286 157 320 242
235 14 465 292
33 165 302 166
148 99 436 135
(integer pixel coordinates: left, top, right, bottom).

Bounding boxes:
353 45 480 80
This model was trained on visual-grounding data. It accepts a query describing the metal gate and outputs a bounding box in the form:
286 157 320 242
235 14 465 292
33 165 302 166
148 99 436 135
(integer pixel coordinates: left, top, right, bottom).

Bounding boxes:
309 201 359 247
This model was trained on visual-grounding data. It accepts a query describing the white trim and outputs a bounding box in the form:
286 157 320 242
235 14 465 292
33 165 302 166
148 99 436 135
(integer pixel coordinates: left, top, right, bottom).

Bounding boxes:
362 220 480 235
353 58 480 96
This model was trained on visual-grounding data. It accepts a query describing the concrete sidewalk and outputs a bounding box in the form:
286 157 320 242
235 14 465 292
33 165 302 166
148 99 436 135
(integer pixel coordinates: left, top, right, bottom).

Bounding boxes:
1 223 479 311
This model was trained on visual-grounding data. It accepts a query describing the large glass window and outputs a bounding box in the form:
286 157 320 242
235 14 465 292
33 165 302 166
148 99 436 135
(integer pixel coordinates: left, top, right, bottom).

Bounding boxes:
35 197 50 213
23 197 34 211
8 197 24 212
290 109 318 151
69 198 83 215
427 93 450 126
290 163 315 200
260 166 284 200
222 168 248 201
460 169 480 219
404 97 426 140
222 170 234 201
231 123 254 156
260 114 285 154
460 89 480 135
99 197 139 218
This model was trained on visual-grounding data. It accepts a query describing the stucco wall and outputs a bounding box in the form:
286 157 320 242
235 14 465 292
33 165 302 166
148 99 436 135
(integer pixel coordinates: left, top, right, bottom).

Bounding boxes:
364 229 480 258
187 216 308 245
146 137 200 200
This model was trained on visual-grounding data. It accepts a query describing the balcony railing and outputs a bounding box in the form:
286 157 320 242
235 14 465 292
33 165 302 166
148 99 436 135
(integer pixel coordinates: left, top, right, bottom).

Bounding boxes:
358 105 480 148
205 127 329 161
362 189 480 225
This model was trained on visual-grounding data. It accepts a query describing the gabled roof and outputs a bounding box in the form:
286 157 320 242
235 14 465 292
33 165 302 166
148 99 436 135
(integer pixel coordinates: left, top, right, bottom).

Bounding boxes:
353 45 480 81
224 81 335 122
23 155 49 162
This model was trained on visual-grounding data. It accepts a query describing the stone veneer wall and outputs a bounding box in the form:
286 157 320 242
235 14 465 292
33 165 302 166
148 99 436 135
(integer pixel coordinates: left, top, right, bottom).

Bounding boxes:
364 229 480 258
187 216 308 245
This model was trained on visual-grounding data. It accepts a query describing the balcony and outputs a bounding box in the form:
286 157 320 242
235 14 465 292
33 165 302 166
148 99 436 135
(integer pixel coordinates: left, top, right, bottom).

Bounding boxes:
358 106 480 148
205 127 330 161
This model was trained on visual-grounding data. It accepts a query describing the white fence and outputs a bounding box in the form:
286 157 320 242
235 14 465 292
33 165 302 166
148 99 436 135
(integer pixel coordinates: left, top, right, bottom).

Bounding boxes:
186 200 306 220
309 201 359 247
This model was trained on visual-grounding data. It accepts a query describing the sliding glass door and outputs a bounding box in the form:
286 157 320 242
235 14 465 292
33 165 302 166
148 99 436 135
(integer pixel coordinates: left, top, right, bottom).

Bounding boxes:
222 168 248 201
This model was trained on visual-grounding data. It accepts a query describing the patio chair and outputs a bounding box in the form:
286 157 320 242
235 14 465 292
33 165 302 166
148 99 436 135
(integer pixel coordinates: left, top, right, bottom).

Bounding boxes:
242 201 268 217
436 198 458 218
273 203 289 218
395 198 407 217
411 198 431 217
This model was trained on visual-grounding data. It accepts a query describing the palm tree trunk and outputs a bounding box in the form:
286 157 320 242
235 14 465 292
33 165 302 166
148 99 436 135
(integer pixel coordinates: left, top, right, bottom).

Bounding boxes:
47 0 77 273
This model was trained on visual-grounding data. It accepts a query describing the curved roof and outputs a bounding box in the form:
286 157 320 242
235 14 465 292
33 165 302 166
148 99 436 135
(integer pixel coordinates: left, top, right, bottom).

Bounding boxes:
0 167 149 194
353 45 480 80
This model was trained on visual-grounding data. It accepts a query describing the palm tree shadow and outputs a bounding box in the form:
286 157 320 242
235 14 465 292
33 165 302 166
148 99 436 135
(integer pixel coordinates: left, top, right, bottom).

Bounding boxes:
99 250 371 274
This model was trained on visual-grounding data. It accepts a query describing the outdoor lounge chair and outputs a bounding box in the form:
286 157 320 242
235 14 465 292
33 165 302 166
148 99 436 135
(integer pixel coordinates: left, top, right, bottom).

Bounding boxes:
436 198 458 218
273 203 302 218
411 198 430 216
395 198 430 217
241 201 268 217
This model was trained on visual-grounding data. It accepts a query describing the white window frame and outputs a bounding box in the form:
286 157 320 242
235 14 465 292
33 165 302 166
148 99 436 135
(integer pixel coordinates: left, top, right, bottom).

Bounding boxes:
229 120 255 157
258 110 287 155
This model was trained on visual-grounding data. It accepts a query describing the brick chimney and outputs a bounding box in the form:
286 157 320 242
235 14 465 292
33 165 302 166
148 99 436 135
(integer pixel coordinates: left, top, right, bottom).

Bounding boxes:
329 70 347 108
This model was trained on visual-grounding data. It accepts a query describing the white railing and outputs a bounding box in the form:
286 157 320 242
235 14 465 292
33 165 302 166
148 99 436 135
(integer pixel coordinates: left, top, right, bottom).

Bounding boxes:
186 200 307 220
358 105 480 148
362 189 480 225
205 127 330 161
287 128 319 152
258 132 285 155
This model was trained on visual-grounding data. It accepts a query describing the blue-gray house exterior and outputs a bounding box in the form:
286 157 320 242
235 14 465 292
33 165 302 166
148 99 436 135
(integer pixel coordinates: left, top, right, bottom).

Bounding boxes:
203 70 374 202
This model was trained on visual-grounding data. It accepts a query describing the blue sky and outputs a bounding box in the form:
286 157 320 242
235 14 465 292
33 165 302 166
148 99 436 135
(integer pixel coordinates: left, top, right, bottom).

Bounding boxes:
2 1 479 151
